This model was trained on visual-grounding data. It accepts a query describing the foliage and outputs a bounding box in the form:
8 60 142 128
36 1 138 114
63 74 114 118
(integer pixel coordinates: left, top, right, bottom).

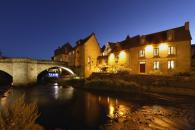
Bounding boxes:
0 95 44 130
85 78 141 93
174 72 192 77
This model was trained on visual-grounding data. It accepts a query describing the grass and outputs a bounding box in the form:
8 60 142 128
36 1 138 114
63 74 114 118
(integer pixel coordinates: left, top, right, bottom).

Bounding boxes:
0 95 44 130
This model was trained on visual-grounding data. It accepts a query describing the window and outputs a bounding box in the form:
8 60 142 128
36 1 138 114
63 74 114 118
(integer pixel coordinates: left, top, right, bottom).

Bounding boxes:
153 48 159 57
168 46 176 55
139 50 145 57
168 60 175 69
88 57 91 64
153 61 160 70
167 30 174 41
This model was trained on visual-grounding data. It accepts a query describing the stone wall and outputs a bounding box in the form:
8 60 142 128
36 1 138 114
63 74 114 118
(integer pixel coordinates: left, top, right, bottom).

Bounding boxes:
0 58 69 86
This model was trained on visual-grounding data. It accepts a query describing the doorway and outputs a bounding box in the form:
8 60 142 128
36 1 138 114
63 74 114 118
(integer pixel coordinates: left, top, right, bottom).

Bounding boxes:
139 62 146 73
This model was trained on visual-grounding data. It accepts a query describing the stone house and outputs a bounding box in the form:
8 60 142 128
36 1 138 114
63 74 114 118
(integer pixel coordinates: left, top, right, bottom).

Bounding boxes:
98 22 192 75
54 33 101 77
53 43 73 63
54 22 192 77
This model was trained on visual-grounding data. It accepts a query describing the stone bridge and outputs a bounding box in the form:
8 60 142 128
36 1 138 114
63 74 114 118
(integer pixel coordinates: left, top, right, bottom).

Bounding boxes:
0 58 75 86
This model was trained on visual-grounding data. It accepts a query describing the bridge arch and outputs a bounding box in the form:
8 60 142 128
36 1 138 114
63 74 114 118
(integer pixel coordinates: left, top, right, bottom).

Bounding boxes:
37 66 75 76
0 58 75 86
37 66 76 83
0 70 13 85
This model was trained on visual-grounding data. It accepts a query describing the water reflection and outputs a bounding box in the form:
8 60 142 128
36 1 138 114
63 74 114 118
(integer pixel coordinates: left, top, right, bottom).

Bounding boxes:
0 85 195 130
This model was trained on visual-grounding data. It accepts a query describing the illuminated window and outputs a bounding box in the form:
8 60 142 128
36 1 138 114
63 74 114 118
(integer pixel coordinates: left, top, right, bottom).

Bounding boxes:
88 57 91 64
153 61 159 70
153 48 159 57
108 53 115 65
168 46 176 55
139 50 145 57
168 60 175 69
118 51 126 64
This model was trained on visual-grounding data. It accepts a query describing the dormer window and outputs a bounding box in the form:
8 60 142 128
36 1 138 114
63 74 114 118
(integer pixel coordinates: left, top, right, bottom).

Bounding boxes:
140 36 145 44
167 30 174 41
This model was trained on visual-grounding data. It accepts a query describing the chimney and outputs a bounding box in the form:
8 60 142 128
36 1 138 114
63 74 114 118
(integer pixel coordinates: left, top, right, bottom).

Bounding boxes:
185 21 190 30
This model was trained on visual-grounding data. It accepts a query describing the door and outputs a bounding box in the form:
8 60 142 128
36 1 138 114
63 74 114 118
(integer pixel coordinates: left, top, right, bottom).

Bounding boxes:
140 62 146 73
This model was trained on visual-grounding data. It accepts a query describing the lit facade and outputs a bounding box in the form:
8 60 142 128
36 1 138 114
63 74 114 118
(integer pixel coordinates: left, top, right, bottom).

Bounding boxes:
53 22 192 77
53 43 72 63
53 33 101 77
98 22 192 75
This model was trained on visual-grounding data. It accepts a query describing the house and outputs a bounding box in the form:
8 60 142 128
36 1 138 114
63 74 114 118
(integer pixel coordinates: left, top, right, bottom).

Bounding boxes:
98 22 192 75
54 21 192 77
75 33 101 77
53 42 73 62
54 33 101 77
192 44 195 58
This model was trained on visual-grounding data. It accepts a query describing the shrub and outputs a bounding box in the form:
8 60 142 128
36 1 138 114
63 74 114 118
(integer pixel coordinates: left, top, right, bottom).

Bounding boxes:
85 78 141 92
174 72 192 77
0 95 44 130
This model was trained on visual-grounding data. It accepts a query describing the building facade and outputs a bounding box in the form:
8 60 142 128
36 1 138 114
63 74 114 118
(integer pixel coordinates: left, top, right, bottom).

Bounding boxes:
53 43 73 63
53 33 101 77
53 22 192 77
98 22 192 75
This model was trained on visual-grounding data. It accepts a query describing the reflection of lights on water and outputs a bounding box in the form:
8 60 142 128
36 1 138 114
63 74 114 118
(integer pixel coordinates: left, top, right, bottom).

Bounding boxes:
54 83 58 86
107 97 110 103
115 99 118 105
54 85 60 99
119 111 124 116
109 104 115 118
53 83 74 100
98 96 101 102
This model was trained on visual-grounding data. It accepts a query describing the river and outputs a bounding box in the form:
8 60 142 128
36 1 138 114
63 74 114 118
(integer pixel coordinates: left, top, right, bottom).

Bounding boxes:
0 83 195 130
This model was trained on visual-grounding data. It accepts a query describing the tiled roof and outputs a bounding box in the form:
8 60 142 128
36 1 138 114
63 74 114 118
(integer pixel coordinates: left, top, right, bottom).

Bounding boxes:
76 32 95 46
108 42 122 53
101 45 105 53
111 24 192 51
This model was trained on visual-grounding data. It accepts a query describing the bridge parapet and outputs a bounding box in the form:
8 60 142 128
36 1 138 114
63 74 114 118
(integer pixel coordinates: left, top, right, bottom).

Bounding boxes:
0 58 67 65
0 58 71 86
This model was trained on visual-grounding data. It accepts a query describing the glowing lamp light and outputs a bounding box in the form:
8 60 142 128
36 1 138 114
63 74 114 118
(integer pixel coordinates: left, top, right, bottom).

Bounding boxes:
109 53 115 59
119 51 126 59
109 53 115 64
145 45 153 52
118 51 126 64
159 43 168 50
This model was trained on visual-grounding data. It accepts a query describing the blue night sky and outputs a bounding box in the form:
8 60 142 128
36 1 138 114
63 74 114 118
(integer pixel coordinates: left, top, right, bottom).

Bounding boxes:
0 0 195 59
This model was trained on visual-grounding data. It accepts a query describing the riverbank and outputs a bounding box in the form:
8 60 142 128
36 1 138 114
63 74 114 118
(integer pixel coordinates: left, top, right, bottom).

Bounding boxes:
68 72 195 97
